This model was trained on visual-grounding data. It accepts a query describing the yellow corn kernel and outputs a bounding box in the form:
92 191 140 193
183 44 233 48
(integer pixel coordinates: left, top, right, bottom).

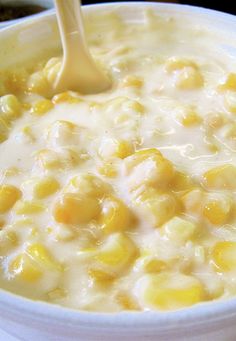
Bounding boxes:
36 149 61 170
181 188 205 215
181 110 202 127
134 189 178 227
27 243 62 271
212 241 236 271
0 94 22 121
116 291 140 310
121 75 143 88
0 117 9 143
21 126 35 142
14 200 45 215
98 162 117 178
126 99 145 114
59 148 80 168
171 171 193 192
27 71 51 97
115 140 134 159
43 57 62 84
99 138 134 160
135 273 205 310
47 287 67 301
33 176 60 199
31 99 54 116
125 149 174 189
203 164 236 190
53 193 100 224
52 92 82 104
47 120 78 147
0 185 21 213
218 73 236 91
136 256 167 273
99 196 132 234
9 254 42 282
176 67 204 90
68 173 111 198
203 197 232 225
4 68 28 94
96 233 137 273
165 57 198 73
204 112 224 130
88 268 115 282
163 216 196 243
0 230 18 254
224 91 236 114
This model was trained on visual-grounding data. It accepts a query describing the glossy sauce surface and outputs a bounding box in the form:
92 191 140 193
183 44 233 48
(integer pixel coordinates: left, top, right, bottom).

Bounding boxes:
1 10 236 312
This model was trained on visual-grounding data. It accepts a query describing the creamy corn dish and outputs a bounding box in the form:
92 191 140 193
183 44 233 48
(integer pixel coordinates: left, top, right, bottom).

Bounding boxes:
1 9 236 312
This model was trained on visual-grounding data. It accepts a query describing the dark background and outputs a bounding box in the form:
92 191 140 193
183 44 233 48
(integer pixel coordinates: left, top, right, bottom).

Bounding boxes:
82 1 236 15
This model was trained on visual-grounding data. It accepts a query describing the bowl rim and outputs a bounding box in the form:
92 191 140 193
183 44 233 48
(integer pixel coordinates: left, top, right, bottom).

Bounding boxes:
1 1 236 331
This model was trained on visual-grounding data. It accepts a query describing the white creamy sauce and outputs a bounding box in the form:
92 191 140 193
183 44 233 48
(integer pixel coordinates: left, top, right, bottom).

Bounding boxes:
1 10 236 312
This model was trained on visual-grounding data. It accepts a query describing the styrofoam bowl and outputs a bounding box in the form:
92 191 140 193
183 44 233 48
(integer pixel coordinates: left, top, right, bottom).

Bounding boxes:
1 3 236 340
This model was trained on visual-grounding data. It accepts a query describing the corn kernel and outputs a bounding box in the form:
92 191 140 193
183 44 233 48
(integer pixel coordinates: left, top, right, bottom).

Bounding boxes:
0 230 18 254
163 216 196 243
52 92 82 104
0 185 21 213
116 291 140 310
46 120 78 148
99 138 134 160
171 171 193 192
121 75 143 88
88 268 115 282
203 197 232 225
224 91 236 114
126 99 145 114
43 57 62 85
21 126 35 142
31 99 54 116
36 149 61 170
135 272 205 310
53 193 100 224
134 189 178 227
203 164 236 190
27 243 62 271
4 68 28 94
33 176 60 199
176 67 204 90
0 94 22 121
165 57 198 73
14 200 45 215
68 173 111 198
180 110 202 127
27 71 51 97
96 233 137 273
99 196 132 234
136 256 167 273
212 241 236 271
98 162 117 178
218 73 236 92
181 188 205 215
0 117 10 143
9 254 42 282
47 287 67 301
125 149 174 190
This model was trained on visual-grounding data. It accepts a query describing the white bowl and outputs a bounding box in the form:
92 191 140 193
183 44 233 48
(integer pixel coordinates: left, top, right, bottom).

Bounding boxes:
1 3 236 340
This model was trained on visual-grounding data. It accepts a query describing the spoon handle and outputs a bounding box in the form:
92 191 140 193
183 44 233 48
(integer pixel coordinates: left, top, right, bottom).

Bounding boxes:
54 0 111 94
54 0 88 57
